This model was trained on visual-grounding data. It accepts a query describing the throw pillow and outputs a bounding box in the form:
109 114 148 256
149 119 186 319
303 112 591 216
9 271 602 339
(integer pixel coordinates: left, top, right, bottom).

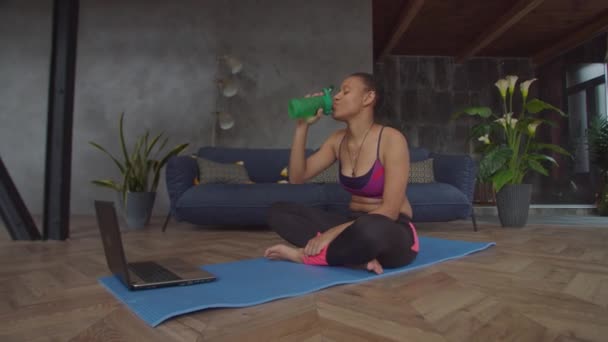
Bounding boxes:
194 157 253 184
279 162 339 184
308 162 339 183
409 158 435 183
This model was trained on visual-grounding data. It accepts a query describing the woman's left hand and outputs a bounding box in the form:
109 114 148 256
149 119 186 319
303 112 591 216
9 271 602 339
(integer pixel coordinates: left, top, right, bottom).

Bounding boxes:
304 232 334 256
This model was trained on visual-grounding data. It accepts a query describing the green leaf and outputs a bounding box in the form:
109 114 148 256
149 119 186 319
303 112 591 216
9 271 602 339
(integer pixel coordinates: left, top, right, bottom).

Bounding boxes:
89 142 125 174
537 118 558 128
528 153 558 166
525 99 567 117
513 117 556 133
125 133 142 190
479 146 512 181
155 137 169 157
527 159 549 176
140 131 149 163
93 111 190 194
120 162 133 207
468 123 491 142
451 106 493 120
150 143 189 190
492 169 514 192
514 117 537 127
91 179 122 191
145 132 164 158
588 115 608 173
531 143 572 157
119 112 131 171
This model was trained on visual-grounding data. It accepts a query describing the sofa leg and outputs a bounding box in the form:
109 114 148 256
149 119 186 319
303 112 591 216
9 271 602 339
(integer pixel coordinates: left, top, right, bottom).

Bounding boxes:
162 211 172 232
471 210 478 232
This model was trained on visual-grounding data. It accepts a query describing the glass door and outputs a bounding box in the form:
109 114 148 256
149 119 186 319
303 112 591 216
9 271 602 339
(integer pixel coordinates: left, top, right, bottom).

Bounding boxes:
565 63 607 201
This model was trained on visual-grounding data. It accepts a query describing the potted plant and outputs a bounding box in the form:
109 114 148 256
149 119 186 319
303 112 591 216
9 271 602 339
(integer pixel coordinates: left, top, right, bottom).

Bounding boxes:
89 113 189 229
588 115 608 215
452 75 571 227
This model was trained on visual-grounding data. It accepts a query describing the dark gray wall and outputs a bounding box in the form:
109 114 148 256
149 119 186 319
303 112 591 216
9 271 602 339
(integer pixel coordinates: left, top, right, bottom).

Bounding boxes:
374 56 535 154
0 0 372 215
374 55 552 203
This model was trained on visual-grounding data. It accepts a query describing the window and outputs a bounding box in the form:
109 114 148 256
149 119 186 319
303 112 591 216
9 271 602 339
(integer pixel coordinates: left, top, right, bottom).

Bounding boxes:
565 63 608 173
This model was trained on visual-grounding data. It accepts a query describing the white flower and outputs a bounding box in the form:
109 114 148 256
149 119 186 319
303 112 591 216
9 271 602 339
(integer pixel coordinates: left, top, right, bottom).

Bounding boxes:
508 118 518 128
528 120 542 136
520 78 537 98
496 113 517 128
495 78 509 99
506 75 518 94
478 134 491 144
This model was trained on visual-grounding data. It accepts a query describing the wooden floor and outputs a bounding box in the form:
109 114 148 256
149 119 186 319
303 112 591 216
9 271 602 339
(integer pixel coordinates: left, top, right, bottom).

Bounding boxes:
1 216 608 342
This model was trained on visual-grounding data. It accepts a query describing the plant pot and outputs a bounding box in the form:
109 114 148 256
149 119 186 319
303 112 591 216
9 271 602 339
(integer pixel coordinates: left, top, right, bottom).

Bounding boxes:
115 191 156 229
496 184 532 228
597 182 608 216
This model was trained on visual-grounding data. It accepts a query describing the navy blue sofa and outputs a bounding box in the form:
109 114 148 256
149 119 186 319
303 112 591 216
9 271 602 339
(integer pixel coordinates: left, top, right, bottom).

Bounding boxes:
165 146 478 230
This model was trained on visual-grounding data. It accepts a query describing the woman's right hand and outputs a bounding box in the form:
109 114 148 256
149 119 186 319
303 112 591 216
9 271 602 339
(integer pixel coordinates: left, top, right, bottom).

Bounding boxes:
297 92 325 127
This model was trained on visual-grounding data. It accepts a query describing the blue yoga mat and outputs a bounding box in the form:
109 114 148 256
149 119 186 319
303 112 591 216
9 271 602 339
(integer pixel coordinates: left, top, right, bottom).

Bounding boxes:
99 236 495 327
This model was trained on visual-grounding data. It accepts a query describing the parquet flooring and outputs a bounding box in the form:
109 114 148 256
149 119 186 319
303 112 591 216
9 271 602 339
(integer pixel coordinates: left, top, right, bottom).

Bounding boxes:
1 216 607 341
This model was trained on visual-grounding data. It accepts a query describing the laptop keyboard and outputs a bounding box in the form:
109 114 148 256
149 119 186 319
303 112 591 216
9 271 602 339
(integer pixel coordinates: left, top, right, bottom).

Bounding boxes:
128 261 182 282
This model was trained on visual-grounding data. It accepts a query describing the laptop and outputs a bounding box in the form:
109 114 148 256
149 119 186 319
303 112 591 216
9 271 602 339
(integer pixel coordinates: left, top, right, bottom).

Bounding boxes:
94 200 216 290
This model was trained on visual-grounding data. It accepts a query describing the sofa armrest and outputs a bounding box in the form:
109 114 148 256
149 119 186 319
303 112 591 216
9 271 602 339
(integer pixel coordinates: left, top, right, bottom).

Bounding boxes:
165 155 198 213
429 153 478 204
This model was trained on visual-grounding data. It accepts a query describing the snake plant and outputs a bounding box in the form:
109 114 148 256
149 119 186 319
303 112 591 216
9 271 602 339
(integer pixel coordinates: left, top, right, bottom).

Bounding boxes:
89 112 189 202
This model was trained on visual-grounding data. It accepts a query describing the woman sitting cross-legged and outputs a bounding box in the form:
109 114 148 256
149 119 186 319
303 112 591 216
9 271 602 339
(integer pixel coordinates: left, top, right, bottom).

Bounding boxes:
264 72 419 274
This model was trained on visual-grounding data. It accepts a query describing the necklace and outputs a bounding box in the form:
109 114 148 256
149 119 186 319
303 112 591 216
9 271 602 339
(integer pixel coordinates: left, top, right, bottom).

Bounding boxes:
346 123 374 177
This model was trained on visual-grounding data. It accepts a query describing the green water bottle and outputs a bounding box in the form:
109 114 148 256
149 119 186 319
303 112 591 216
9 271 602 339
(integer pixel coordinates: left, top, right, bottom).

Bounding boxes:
288 86 334 119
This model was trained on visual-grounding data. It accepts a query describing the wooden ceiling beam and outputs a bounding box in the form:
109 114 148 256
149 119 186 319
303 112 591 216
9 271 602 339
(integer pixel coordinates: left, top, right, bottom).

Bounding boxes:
456 0 545 63
532 10 608 65
378 0 425 60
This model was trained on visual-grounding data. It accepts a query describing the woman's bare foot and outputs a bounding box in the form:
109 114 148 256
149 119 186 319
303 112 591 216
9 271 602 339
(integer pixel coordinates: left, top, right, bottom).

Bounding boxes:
345 259 384 274
264 244 304 263
366 259 384 274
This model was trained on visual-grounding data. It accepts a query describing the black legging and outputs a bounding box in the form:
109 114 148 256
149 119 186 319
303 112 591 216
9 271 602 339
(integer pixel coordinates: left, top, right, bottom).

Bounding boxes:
266 202 418 268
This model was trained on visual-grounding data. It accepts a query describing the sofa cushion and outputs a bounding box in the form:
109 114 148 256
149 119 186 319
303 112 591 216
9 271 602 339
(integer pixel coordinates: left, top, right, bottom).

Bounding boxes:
179 183 325 207
320 182 469 206
310 162 340 183
197 146 431 183
279 162 339 184
409 147 430 162
409 158 435 183
321 183 351 206
198 147 314 183
175 183 326 225
407 183 471 221
406 183 469 205
320 182 471 222
195 157 253 184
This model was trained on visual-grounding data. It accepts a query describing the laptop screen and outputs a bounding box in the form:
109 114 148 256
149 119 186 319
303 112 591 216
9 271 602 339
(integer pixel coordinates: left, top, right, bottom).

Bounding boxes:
94 200 132 285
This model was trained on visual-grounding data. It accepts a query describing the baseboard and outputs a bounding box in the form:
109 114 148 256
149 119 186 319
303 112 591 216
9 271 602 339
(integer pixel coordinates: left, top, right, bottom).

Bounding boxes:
474 204 597 216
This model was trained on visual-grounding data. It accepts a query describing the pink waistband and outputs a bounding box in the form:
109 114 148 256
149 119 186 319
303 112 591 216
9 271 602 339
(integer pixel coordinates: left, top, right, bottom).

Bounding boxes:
302 232 329 266
409 222 419 252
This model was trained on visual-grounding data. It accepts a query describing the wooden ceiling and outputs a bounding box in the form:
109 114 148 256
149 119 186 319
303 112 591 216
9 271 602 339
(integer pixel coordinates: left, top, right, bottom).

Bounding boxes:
373 0 608 65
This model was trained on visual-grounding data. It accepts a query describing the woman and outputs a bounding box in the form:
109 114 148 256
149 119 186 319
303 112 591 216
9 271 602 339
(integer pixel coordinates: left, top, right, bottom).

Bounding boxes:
264 72 419 275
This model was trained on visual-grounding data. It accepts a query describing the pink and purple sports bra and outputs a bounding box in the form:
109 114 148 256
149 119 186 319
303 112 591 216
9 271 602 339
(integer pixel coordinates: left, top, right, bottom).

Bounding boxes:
337 126 420 253
338 126 385 198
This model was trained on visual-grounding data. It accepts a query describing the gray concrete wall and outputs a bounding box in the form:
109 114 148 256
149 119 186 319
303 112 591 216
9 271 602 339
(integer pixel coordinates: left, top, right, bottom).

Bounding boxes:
0 0 372 216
